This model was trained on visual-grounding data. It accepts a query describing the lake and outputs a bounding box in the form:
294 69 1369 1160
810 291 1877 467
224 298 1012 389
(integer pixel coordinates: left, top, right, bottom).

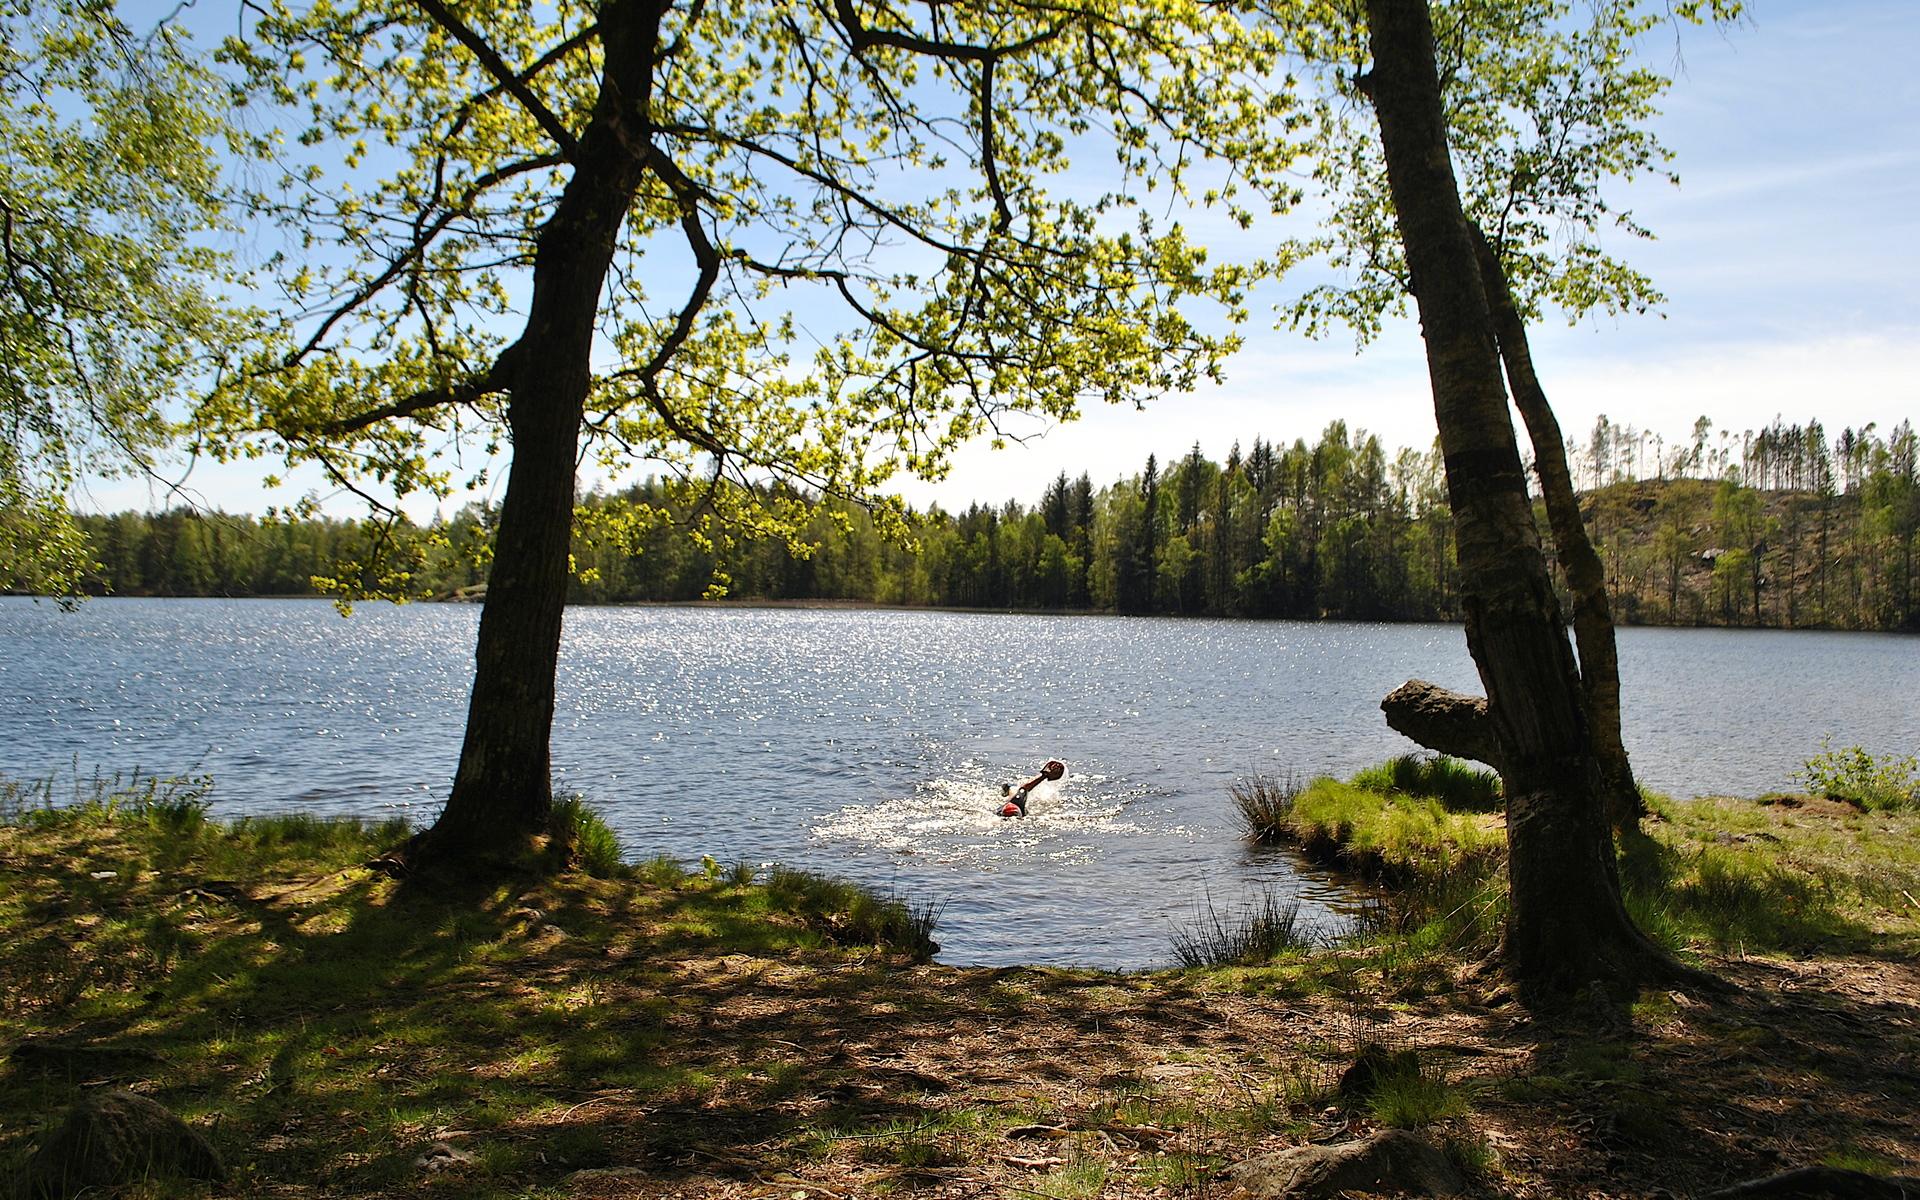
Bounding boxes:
2 597 1914 968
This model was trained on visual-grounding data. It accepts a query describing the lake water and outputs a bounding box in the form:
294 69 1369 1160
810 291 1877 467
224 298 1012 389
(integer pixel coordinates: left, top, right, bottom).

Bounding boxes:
2 597 1914 968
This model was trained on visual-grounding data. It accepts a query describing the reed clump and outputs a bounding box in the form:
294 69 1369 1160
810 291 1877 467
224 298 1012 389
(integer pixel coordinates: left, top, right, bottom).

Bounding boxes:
1230 772 1301 845
547 794 626 878
1169 887 1317 968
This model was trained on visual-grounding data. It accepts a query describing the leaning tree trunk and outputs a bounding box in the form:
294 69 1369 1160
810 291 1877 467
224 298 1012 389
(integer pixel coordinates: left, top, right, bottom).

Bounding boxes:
414 2 665 869
1470 225 1644 832
1360 0 1690 1002
1379 679 1503 772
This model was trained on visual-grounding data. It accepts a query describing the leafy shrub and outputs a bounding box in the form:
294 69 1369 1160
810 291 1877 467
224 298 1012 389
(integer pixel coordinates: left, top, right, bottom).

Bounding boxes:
1352 753 1502 812
1231 772 1301 844
1170 887 1316 967
1800 737 1919 811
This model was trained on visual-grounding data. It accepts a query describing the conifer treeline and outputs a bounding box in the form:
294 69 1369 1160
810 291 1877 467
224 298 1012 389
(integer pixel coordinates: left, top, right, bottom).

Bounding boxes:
63 416 1920 631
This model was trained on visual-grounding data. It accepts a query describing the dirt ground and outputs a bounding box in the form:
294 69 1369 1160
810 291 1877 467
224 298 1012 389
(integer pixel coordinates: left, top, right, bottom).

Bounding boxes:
473 934 1920 1199
5 811 1916 1199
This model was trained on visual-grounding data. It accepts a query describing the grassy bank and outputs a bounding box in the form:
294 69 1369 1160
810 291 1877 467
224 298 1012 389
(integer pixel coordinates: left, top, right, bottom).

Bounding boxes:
4 767 1918 1198
1237 754 1920 965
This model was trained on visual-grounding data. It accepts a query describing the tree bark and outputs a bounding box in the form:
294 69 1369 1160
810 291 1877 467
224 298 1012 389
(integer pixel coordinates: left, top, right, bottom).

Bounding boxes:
413 1 669 869
1379 679 1502 773
1469 225 1644 831
1360 0 1690 1002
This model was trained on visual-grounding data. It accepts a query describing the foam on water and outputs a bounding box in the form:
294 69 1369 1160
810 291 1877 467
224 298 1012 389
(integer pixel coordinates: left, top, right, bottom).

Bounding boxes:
814 764 1153 868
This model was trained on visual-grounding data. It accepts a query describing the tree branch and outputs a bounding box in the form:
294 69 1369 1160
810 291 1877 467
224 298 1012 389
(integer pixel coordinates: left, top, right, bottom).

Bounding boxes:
831 0 1060 63
411 0 582 160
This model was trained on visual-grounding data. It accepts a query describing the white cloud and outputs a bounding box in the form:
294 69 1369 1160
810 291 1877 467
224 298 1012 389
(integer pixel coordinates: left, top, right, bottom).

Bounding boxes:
1543 328 1920 445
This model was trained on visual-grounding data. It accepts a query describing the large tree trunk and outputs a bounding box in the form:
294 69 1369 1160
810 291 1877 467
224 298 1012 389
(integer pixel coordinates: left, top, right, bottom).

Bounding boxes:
1360 0 1688 1002
413 2 667 869
1469 225 1644 831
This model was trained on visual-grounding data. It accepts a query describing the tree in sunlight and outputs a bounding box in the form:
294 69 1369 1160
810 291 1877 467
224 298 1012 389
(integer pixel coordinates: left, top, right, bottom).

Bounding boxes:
0 1 251 597
205 1 1302 870
1305 0 1738 1002
1279 0 1743 832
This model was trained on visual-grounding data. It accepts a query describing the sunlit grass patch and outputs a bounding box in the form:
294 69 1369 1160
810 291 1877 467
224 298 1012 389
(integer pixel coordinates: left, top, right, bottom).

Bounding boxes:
762 864 943 959
1368 1061 1468 1128
1624 793 1920 956
1032 1157 1109 1199
1288 778 1505 878
1352 752 1503 813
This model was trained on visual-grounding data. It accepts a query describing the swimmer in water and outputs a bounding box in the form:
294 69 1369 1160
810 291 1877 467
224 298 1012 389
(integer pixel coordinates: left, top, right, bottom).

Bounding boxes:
1000 760 1066 817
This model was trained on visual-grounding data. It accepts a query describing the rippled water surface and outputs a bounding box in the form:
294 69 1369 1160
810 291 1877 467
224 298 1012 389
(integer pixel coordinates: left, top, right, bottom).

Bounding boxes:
3 598 1914 967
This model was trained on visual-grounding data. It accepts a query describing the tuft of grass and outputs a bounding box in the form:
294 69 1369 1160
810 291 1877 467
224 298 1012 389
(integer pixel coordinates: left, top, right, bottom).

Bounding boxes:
636 852 685 887
1444 1132 1502 1181
1366 1055 1468 1128
1821 1146 1904 1174
547 794 625 878
1231 771 1301 844
763 865 943 960
1169 887 1317 967
1032 1158 1109 1199
1352 753 1503 813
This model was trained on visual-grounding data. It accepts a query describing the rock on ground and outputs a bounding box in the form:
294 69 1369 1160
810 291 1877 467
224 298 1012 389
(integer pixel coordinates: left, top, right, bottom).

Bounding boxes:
15 1089 226 1200
1229 1129 1465 1199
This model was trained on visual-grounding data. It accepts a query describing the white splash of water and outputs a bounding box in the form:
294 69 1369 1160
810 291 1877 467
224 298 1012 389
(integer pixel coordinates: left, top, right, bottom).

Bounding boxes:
813 763 1153 867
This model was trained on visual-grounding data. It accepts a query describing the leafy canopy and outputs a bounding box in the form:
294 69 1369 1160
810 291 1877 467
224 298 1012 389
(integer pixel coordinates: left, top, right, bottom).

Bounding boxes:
204 0 1307 601
1274 0 1744 342
0 0 250 595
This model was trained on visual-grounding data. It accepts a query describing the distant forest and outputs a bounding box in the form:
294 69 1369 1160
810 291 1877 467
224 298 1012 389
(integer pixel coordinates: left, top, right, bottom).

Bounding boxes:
67 415 1920 631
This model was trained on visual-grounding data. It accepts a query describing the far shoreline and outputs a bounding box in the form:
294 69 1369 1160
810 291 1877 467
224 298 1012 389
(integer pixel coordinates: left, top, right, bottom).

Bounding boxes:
12 590 1917 636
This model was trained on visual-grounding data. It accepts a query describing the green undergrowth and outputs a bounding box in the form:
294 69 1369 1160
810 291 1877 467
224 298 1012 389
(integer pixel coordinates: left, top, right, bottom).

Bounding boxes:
1799 737 1920 812
1215 756 1920 992
1204 757 1511 987
1241 754 1507 882
1624 792 1920 957
0 773 945 1195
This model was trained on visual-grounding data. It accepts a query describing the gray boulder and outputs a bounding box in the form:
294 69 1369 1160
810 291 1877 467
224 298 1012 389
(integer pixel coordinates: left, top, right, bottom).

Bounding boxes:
1229 1129 1466 1199
16 1090 225 1200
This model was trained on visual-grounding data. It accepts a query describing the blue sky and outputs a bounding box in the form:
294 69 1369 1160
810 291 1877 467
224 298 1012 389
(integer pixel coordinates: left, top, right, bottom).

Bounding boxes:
895 0 1920 509
88 1 1919 518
